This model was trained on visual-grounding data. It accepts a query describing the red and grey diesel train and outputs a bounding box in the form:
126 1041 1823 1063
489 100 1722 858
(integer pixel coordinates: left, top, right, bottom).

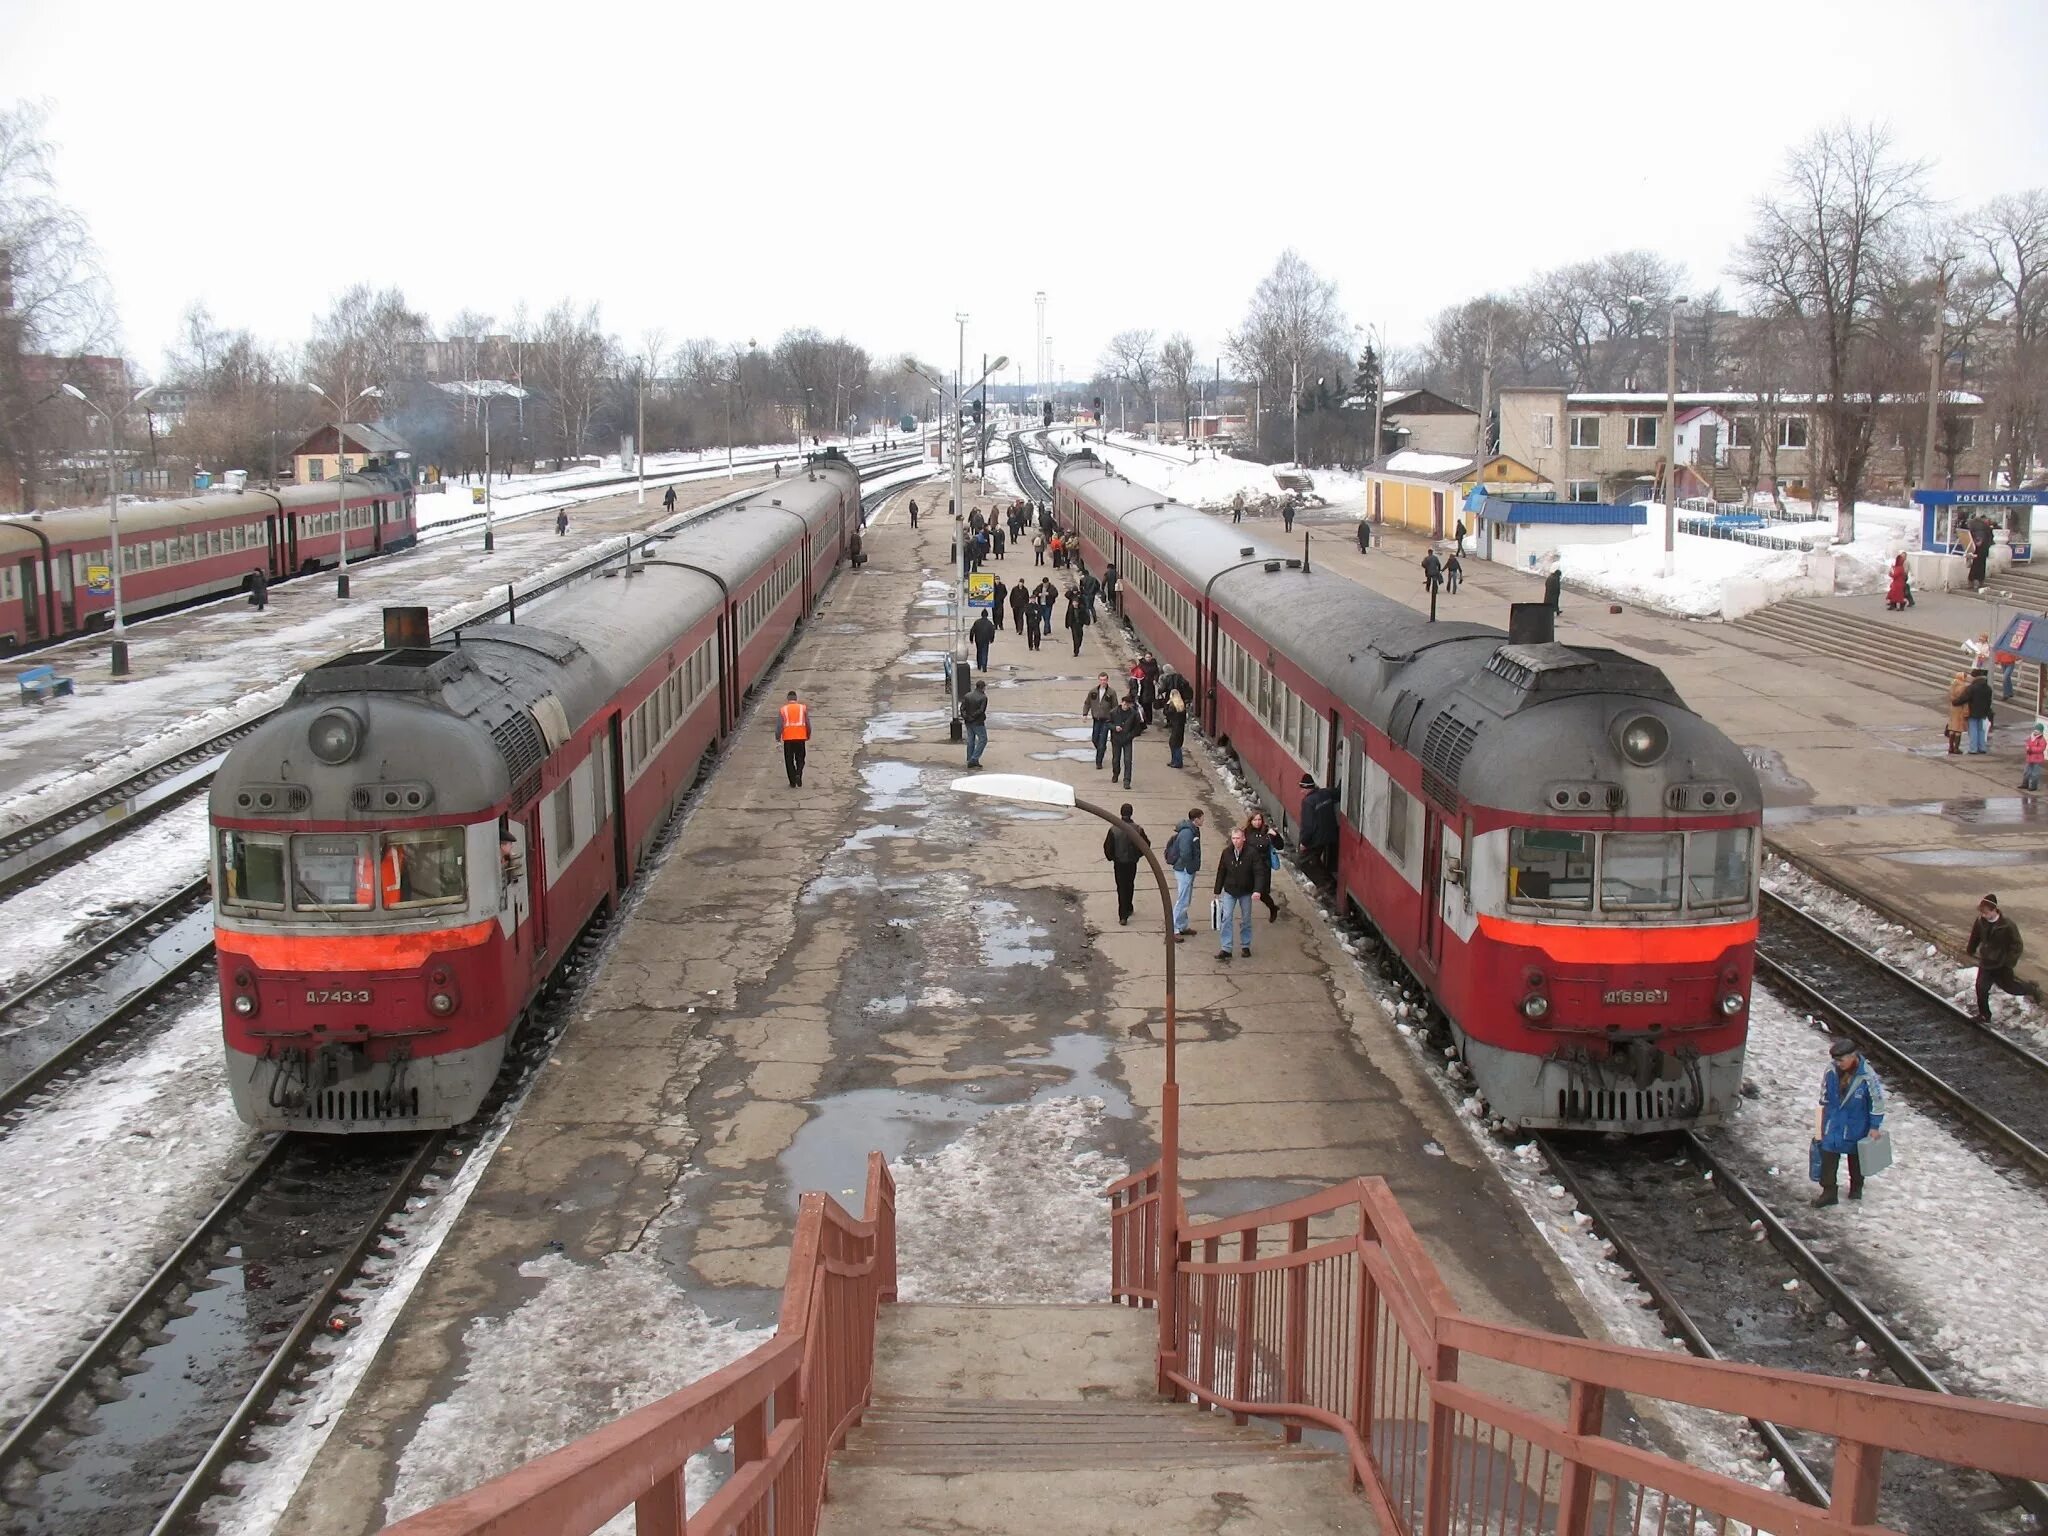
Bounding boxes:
208 453 862 1132
0 467 417 650
1055 450 1760 1132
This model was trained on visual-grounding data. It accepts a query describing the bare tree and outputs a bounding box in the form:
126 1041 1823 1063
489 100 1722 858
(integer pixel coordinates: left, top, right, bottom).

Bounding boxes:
528 299 613 463
1158 333 1196 434
1227 250 1345 461
1738 122 1928 540
1098 329 1158 434
1971 189 2048 485
305 284 429 395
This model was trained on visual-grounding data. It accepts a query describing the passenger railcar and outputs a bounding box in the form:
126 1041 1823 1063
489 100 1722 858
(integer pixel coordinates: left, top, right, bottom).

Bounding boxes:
0 467 416 650
209 453 861 1132
1056 451 1759 1132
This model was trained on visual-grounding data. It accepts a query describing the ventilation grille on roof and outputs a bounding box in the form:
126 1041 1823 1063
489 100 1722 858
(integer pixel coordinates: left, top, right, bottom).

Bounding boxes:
492 710 548 807
1419 711 1479 810
1485 651 1535 690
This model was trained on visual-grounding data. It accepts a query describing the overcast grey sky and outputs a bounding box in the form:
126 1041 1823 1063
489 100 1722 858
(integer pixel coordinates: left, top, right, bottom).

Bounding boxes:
4 0 2045 386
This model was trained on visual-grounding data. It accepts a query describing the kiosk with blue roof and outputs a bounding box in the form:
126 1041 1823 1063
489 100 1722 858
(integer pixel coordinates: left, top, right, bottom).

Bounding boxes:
1914 487 2040 564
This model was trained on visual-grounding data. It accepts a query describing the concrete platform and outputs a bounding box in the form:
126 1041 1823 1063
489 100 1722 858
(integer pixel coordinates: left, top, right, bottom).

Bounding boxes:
262 484 1586 1534
1300 511 2048 988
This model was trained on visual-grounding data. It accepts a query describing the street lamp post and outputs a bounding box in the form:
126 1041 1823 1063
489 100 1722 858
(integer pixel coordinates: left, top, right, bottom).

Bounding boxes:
1660 297 1689 579
303 381 383 596
950 773 1181 1392
636 370 647 505
61 381 157 676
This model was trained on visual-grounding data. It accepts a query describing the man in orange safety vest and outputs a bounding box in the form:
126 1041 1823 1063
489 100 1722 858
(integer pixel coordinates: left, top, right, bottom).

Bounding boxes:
778 690 811 788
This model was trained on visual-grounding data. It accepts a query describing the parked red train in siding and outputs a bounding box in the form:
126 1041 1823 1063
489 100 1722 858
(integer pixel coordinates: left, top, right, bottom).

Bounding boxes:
0 466 415 650
1056 451 1759 1132
209 454 860 1132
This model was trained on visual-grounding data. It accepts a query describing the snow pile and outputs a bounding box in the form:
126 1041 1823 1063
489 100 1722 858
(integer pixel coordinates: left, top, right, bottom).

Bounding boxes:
1052 429 1286 510
893 1095 1122 1303
1383 450 1469 475
0 999 252 1425
1557 517 1818 619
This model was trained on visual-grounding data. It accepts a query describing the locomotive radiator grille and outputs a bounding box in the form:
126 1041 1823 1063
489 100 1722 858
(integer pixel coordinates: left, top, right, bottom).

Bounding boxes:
1419 711 1479 811
286 1086 422 1124
1556 1085 1685 1125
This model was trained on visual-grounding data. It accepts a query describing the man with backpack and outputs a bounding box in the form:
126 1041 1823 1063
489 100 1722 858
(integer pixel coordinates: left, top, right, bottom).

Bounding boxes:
1163 808 1204 939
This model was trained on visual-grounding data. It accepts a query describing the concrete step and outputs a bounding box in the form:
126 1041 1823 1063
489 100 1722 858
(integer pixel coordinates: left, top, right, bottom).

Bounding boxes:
839 1397 1336 1472
1733 601 1967 697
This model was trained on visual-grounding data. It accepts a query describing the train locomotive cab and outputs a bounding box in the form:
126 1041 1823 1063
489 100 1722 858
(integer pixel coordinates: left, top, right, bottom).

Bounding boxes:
1435 643 1761 1131
211 642 525 1133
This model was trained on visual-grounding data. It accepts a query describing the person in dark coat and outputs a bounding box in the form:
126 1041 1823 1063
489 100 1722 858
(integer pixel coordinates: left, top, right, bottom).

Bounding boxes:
1243 809 1285 920
1297 773 1340 885
557 509 571 536
1102 563 1122 613
992 525 1006 560
1035 577 1058 633
1968 520 1993 590
1008 580 1030 634
1082 674 1119 768
1542 557 1563 613
249 568 268 609
1103 803 1146 926
1024 598 1043 651
961 681 989 769
970 610 996 672
1157 667 1191 768
1212 826 1260 960
1964 668 1995 753
991 577 1010 631
1079 569 1101 622
1134 652 1161 727
663 485 678 514
1166 808 1204 937
1967 894 2043 1020
1444 551 1463 593
1454 517 1467 555
1422 549 1443 594
1356 520 1372 554
1064 591 1089 656
1814 1037 1886 1206
1108 691 1142 790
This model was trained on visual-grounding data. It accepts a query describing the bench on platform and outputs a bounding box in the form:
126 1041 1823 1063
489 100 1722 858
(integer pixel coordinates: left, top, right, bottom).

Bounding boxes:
18 665 74 705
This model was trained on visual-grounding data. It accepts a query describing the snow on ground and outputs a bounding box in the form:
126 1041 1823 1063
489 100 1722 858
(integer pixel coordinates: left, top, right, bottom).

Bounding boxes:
1763 859 2048 1051
1050 428 1288 510
0 797 207 991
894 1094 1121 1303
1716 986 2048 1407
0 998 254 1425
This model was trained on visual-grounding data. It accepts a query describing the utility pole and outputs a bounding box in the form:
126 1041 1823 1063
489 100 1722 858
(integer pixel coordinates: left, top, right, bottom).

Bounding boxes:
1661 299 1686 578
952 313 968 741
1923 270 1947 491
635 369 646 505
1035 291 1047 408
1290 355 1300 466
1371 321 1386 467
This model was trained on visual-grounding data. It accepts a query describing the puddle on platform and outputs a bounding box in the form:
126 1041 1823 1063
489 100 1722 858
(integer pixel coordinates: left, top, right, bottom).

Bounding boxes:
860 761 928 811
897 649 947 665
970 897 1054 968
1742 746 1812 806
1764 795 2048 827
1883 848 2048 867
781 1033 1132 1211
864 711 945 745
1030 748 1098 762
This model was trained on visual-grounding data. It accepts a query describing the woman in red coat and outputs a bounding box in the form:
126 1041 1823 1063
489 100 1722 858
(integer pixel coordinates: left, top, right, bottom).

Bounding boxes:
1886 553 1914 610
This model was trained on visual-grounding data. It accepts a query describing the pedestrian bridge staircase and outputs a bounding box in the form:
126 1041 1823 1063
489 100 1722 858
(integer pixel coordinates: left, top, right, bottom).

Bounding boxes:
380 1158 2048 1536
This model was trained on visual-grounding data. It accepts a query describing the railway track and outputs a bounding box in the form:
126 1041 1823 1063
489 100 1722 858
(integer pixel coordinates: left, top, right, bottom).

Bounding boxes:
0 1131 447 1535
1757 890 2048 1184
1540 1129 2048 1533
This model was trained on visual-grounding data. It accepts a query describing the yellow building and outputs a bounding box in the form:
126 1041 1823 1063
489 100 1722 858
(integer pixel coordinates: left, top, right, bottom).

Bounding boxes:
1362 451 1548 538
289 422 411 485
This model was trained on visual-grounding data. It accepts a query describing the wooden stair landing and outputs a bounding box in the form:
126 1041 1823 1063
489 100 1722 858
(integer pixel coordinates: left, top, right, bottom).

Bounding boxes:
838 1396 1337 1473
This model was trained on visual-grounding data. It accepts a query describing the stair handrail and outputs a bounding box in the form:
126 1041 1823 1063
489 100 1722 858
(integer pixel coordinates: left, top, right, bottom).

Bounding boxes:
1117 1169 2048 1536
380 1152 896 1536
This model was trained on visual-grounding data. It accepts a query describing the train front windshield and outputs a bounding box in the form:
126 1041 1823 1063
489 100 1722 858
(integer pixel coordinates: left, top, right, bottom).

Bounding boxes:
1506 828 1753 918
217 828 468 917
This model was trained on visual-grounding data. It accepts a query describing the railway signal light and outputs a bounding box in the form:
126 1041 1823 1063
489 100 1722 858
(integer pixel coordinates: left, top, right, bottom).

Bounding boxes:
1042 401 1052 427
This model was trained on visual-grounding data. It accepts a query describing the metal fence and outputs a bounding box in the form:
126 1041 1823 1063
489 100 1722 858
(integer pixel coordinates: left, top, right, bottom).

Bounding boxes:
1676 516 1830 553
1113 1167 2048 1536
380 1154 896 1536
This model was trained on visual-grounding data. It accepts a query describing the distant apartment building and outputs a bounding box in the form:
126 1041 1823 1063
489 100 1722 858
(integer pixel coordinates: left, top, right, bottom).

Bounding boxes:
1498 387 1992 503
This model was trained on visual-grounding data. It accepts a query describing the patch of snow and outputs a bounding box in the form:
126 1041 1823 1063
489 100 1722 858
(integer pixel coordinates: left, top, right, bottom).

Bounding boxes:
0 999 253 1425
1383 450 1470 475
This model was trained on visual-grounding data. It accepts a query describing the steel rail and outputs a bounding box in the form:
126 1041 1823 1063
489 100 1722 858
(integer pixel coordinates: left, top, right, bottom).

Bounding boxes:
144 1132 449 1536
1757 890 2048 1185
0 872 209 1019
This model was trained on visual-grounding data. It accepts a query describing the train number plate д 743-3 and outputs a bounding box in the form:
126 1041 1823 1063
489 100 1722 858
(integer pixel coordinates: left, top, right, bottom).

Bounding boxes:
304 989 373 1005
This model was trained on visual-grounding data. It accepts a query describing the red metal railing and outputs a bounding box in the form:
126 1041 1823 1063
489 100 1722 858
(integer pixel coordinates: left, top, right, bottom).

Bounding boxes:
1106 1162 1163 1308
381 1153 896 1536
1114 1164 2048 1536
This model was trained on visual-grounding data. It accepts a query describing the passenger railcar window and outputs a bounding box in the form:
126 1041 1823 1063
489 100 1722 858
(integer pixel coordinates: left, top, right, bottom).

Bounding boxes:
382 829 467 908
1686 828 1754 910
554 779 576 853
291 833 374 910
218 830 287 909
1602 833 1683 910
1386 783 1412 863
1507 829 1593 910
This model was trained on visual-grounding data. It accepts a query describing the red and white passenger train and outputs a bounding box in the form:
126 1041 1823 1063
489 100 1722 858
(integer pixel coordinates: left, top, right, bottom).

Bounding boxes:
1056 450 1760 1132
0 466 416 650
208 454 861 1131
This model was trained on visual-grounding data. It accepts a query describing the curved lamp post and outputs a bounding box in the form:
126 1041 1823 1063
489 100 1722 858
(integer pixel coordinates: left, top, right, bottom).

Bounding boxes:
61 381 157 676
950 772 1181 1390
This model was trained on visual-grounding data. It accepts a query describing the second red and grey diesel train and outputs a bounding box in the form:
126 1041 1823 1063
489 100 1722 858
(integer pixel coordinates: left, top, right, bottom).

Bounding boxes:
208 453 861 1132
1056 449 1760 1133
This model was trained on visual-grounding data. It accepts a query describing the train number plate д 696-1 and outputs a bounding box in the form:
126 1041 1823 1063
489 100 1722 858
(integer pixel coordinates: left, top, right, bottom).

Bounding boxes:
1602 988 1668 1005
304 989 373 1005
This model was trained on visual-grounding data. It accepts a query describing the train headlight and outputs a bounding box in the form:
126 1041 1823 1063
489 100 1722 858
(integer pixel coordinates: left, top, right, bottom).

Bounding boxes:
232 994 257 1016
308 707 364 765
1521 994 1550 1019
1617 714 1669 767
1721 992 1746 1016
429 991 457 1016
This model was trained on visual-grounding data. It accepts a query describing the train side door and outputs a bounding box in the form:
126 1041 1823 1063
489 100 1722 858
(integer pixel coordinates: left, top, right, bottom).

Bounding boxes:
606 713 630 895
372 498 385 555
17 560 40 641
55 554 76 633
1420 815 1446 969
525 806 550 974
